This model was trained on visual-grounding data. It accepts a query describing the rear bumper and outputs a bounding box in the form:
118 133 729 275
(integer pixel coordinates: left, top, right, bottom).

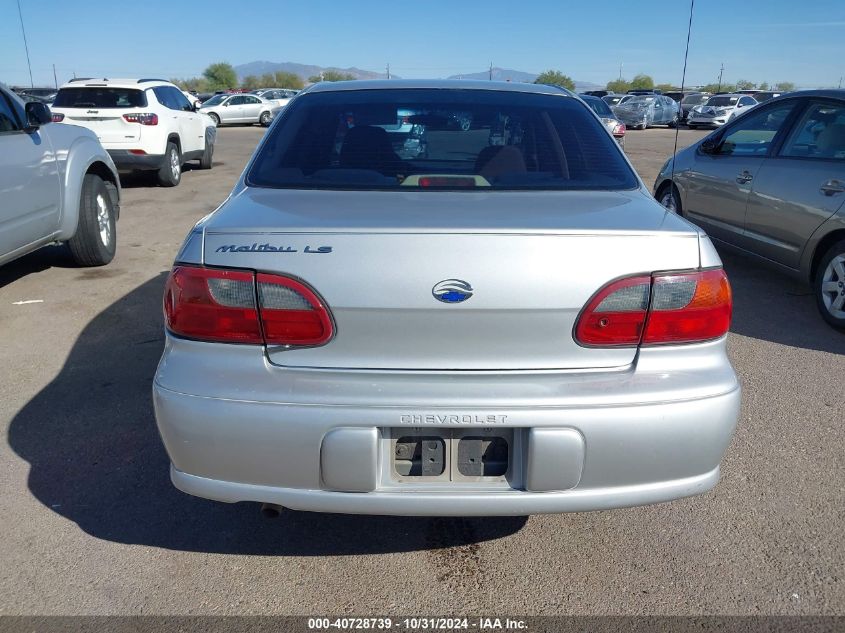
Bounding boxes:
107 150 165 171
171 464 721 516
153 336 741 516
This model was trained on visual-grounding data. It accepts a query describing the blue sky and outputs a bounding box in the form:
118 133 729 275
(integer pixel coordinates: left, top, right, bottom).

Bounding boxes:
2 0 843 88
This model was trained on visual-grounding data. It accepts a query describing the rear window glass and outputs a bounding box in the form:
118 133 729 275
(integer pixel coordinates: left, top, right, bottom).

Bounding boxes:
53 87 147 108
707 96 739 107
583 97 613 117
248 89 637 191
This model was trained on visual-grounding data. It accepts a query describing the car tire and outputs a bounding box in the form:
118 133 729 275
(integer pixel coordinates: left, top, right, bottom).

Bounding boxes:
260 111 271 127
814 239 845 330
657 182 682 216
667 114 678 128
199 140 214 169
208 112 220 127
68 174 117 267
157 142 182 187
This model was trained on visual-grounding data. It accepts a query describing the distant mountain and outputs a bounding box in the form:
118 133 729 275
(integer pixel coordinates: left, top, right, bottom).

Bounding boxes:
446 68 602 93
234 61 394 81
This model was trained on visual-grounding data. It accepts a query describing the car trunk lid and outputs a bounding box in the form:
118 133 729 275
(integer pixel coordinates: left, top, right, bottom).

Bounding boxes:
200 189 701 371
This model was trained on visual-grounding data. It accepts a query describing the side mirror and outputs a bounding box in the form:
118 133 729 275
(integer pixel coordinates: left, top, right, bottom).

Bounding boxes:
223 102 229 107
24 101 52 130
700 137 720 154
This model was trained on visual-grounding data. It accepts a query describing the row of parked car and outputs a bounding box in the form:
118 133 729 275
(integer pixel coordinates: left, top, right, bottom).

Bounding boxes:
0 77 299 272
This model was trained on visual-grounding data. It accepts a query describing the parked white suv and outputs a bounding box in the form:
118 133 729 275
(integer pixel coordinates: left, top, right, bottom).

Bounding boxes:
50 78 217 187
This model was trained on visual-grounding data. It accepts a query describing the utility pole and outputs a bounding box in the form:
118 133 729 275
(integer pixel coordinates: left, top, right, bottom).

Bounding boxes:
717 63 724 92
489 62 493 81
386 63 390 80
618 62 623 81
839 76 843 89
53 64 58 89
16 0 34 88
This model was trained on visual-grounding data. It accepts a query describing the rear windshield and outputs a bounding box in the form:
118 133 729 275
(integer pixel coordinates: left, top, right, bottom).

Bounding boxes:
681 94 709 105
707 96 739 107
248 89 637 191
53 87 147 108
583 97 613 117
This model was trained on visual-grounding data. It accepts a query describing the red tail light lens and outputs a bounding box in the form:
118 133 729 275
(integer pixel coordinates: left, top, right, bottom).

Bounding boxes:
123 112 158 125
575 269 731 347
257 273 333 346
643 269 732 344
51 113 65 123
164 267 333 346
612 122 626 136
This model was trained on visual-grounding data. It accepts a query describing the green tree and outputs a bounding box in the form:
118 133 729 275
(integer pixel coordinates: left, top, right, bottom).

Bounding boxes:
203 62 238 91
735 79 756 91
308 70 356 83
656 83 676 93
775 81 795 91
274 71 304 89
169 77 209 92
534 70 575 91
758 81 769 90
241 75 261 90
630 74 654 90
260 73 276 87
606 78 630 93
700 82 735 94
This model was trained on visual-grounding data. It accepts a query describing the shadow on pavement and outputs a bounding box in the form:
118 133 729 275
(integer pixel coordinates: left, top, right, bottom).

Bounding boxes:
7 274 526 555
0 245 78 289
720 250 845 354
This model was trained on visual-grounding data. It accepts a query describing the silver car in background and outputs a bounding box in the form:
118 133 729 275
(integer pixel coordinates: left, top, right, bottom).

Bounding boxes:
655 90 845 329
580 94 626 148
200 93 278 127
688 94 758 128
613 94 680 129
154 80 740 516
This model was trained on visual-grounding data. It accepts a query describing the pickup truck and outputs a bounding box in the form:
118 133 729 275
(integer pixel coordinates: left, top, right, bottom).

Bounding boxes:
0 82 120 268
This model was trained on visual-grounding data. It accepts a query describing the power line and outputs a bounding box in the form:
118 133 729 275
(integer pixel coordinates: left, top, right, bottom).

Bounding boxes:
16 0 34 88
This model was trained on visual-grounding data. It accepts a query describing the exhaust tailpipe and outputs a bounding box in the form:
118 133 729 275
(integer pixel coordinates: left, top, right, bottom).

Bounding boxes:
261 503 284 519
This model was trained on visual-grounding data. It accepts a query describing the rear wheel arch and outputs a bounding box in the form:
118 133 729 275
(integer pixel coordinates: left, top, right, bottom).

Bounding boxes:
166 133 181 154
810 229 845 283
656 180 683 215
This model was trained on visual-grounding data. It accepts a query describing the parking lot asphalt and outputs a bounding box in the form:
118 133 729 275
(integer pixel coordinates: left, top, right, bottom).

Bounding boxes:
1 125 843 616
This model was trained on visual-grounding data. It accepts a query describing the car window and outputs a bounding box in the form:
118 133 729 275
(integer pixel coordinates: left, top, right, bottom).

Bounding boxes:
168 87 193 111
245 96 261 104
715 101 797 156
53 87 147 108
153 87 175 109
248 89 638 191
781 101 845 160
585 98 613 117
228 96 245 105
0 92 22 133
739 97 756 107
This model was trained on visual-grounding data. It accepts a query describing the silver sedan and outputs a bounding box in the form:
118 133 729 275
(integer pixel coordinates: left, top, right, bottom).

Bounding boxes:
655 90 845 329
154 80 740 516
200 93 278 127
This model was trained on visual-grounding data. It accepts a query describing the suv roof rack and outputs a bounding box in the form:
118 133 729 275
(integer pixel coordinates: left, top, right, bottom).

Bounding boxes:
137 78 168 84
68 78 100 83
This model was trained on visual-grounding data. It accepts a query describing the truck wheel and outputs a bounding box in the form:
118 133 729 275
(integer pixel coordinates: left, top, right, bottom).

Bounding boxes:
157 142 181 187
199 140 214 169
814 239 845 330
68 174 117 266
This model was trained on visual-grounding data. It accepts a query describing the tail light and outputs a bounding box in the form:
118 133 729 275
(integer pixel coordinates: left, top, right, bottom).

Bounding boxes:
123 112 158 125
575 269 731 347
51 113 65 123
612 122 626 136
163 266 333 346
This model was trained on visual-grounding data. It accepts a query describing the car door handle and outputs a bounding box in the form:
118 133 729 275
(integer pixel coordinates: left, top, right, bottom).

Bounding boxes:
821 179 845 196
736 171 753 184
